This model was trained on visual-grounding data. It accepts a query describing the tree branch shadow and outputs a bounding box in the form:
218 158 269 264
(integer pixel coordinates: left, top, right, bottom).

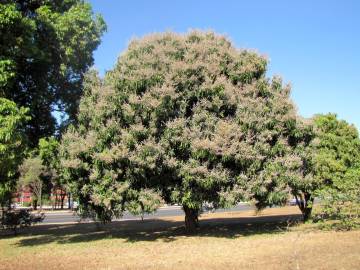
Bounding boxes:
8 213 302 247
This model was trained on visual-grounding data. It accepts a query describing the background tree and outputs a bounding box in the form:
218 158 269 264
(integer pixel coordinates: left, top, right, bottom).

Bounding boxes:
276 118 318 221
286 114 360 223
38 137 66 209
39 137 59 169
0 98 29 210
312 114 360 228
0 0 106 146
60 32 303 231
19 155 53 210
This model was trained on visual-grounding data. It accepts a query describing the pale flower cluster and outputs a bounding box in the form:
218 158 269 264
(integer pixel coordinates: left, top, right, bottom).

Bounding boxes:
59 31 309 219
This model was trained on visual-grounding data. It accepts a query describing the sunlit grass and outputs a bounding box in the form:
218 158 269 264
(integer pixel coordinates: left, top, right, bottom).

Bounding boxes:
1 206 359 270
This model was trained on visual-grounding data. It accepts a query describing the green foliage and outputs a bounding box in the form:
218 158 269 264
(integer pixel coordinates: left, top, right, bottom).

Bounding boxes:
312 114 360 229
19 156 45 184
21 201 31 207
276 117 318 221
284 114 360 223
38 136 61 199
125 189 164 220
1 209 44 235
0 98 29 207
0 0 106 146
19 155 53 209
39 137 60 168
60 31 302 230
312 114 360 184
1 209 31 235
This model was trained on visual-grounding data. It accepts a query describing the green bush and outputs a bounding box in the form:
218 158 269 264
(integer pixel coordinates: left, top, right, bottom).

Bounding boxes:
22 201 31 207
1 209 31 235
1 209 45 235
314 189 360 230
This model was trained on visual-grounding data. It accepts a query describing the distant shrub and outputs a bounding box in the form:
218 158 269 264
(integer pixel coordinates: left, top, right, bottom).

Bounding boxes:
1 209 45 235
22 201 32 207
314 189 360 230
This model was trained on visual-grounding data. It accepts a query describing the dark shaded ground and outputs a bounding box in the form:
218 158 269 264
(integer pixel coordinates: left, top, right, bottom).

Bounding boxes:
1 212 302 246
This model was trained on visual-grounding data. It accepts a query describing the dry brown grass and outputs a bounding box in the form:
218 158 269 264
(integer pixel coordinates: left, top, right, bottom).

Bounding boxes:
0 206 359 270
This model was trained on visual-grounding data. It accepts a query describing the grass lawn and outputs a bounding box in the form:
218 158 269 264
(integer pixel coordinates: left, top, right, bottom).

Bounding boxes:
0 206 359 270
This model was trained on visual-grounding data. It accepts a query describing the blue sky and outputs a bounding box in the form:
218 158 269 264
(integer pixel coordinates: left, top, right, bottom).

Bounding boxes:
89 0 359 130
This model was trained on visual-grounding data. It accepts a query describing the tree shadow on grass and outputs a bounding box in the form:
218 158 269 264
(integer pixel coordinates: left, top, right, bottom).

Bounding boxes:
7 213 302 247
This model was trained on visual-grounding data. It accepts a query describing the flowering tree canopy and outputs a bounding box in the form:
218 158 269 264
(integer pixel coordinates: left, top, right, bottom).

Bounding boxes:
60 31 305 231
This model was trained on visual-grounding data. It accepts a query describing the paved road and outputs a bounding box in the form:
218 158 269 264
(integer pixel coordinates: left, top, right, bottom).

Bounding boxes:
41 204 254 224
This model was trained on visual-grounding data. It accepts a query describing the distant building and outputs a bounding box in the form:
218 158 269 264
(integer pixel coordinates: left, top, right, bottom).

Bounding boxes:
14 186 32 204
14 186 69 208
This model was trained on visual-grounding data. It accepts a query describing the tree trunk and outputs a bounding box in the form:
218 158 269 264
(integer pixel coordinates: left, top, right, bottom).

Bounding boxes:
55 191 58 209
1 206 4 224
295 193 314 222
60 195 65 210
183 205 199 233
67 193 71 209
7 197 12 209
39 188 42 211
303 193 314 222
51 191 54 211
302 206 312 222
33 198 38 210
60 188 66 210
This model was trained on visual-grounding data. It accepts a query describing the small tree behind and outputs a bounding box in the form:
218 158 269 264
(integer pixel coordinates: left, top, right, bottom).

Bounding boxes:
312 114 360 228
19 156 50 210
38 137 67 209
286 114 360 223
